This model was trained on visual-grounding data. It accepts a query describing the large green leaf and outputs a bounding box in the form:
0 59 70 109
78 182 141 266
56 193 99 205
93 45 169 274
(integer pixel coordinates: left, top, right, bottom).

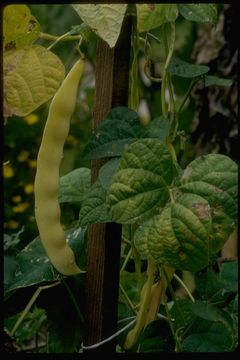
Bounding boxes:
134 154 237 272
170 299 196 332
79 180 112 226
141 116 170 141
4 45 65 117
83 107 141 160
98 158 120 190
179 4 218 25
137 4 178 33
167 57 209 78
59 168 91 204
182 322 233 352
107 139 177 224
190 301 233 328
138 319 175 352
134 195 213 272
3 4 40 51
72 4 127 48
179 154 238 251
83 107 170 160
4 227 86 293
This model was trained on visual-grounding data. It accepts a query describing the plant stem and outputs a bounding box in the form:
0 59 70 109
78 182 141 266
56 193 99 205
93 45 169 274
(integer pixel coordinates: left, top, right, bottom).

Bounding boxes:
173 273 195 303
40 32 82 42
129 17 139 111
124 259 155 350
62 279 84 323
177 79 198 114
161 22 175 119
162 295 181 352
120 247 132 274
119 283 137 314
10 282 60 336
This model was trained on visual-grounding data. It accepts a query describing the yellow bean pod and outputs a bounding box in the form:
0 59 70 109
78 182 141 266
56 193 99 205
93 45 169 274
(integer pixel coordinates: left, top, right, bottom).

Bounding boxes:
34 58 85 276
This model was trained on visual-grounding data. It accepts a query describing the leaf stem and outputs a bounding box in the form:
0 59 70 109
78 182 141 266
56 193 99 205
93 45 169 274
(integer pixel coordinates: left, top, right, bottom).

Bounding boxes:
10 282 60 336
40 32 83 43
177 78 199 114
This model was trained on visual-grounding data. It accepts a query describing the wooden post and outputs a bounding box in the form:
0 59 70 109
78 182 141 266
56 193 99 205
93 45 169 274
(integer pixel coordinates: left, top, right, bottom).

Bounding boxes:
84 14 132 352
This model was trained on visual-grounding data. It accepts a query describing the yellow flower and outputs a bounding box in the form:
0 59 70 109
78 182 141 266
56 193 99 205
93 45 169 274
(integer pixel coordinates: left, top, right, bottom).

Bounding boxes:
12 202 29 213
3 163 14 178
12 195 22 203
24 113 39 125
28 159 37 168
24 183 34 194
18 151 29 162
5 220 19 230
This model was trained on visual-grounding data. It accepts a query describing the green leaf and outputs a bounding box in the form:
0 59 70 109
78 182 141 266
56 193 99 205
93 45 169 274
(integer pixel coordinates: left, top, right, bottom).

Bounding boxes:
190 301 232 327
99 158 120 190
82 107 141 160
4 45 65 117
59 168 91 204
107 139 177 224
72 4 127 48
120 271 146 305
4 255 18 293
3 5 40 51
141 116 170 141
170 299 196 332
79 180 112 226
167 57 209 78
138 319 175 352
182 333 227 352
179 4 218 25
219 261 238 293
179 154 238 251
134 195 213 272
182 321 233 352
137 4 178 33
46 296 83 353
83 107 170 160
4 227 86 293
134 154 237 272
204 75 233 87
194 270 226 303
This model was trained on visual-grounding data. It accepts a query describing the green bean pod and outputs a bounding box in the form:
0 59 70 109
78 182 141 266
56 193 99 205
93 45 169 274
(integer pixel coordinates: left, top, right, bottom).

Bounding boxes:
34 58 85 276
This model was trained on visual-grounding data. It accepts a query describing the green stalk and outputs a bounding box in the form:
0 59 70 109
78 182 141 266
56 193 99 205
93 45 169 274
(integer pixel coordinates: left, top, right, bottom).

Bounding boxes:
177 78 199 114
119 283 137 315
62 279 84 323
120 247 132 274
40 32 82 42
161 22 176 119
129 18 139 111
10 282 60 336
173 273 195 303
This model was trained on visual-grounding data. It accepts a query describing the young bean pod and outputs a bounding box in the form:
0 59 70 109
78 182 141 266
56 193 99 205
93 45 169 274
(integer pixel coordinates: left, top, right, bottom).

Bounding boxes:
34 58 85 276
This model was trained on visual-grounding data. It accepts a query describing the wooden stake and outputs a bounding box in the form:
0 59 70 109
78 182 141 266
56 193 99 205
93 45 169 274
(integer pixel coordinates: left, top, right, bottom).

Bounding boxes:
84 14 132 352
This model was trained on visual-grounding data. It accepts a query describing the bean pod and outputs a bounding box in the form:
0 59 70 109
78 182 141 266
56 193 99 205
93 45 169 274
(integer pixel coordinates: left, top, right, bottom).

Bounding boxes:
34 58 85 275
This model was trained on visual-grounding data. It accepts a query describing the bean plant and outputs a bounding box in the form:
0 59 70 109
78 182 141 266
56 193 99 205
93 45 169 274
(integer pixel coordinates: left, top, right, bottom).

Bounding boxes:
3 4 238 353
